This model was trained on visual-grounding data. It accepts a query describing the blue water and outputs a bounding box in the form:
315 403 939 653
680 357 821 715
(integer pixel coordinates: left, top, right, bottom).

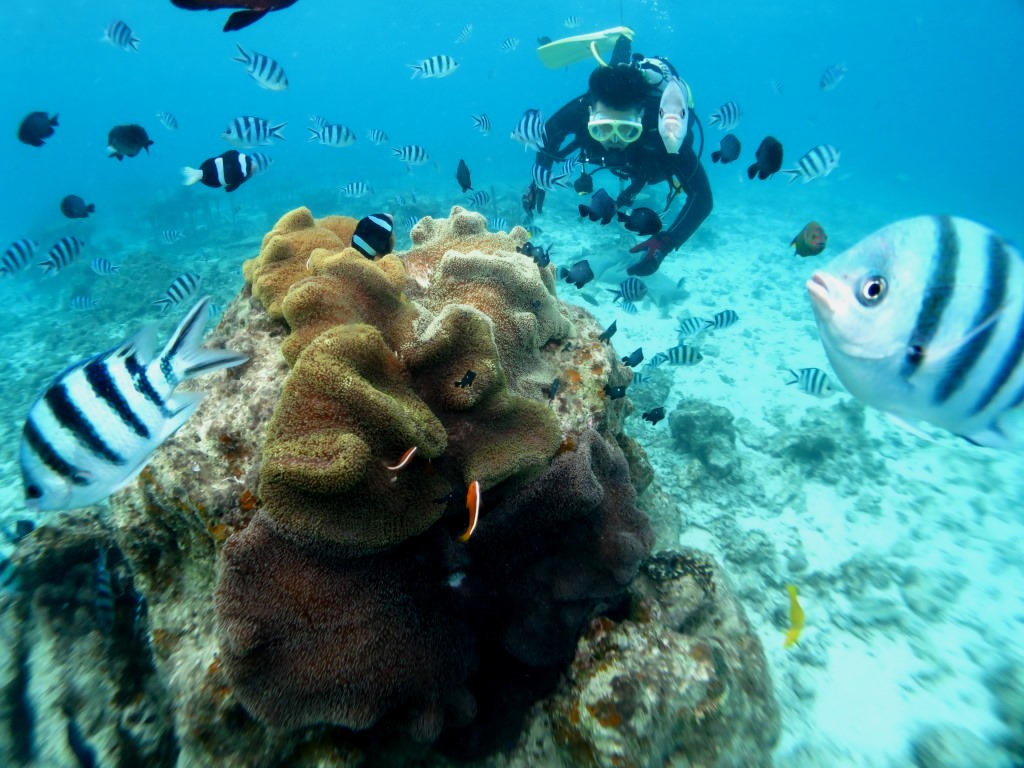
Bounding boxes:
3 0 1024 764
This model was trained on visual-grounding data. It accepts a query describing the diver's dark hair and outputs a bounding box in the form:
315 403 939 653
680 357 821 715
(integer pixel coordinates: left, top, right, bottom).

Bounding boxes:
588 65 648 111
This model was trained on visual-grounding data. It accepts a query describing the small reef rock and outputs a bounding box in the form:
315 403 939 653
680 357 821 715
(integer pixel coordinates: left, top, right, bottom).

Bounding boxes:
0 207 778 767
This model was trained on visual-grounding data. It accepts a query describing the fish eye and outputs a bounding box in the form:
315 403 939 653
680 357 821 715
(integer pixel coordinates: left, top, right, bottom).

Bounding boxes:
857 274 888 306
26 484 42 500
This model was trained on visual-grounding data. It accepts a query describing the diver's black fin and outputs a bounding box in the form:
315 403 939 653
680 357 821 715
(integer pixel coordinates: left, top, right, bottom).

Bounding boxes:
610 35 632 66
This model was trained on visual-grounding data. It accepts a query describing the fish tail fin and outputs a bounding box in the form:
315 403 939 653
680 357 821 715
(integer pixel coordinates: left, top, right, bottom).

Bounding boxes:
307 127 321 143
129 38 140 53
157 297 247 386
784 369 799 385
87 204 96 213
746 164 757 180
578 204 590 217
181 167 203 186
711 150 721 163
232 43 249 64
50 115 59 127
783 170 801 184
38 261 54 276
271 123 287 141
407 65 422 79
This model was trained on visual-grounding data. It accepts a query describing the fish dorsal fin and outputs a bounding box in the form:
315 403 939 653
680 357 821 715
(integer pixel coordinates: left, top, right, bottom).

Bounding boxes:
109 324 159 365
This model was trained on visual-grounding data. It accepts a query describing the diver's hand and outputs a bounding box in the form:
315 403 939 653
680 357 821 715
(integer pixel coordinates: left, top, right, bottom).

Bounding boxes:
626 233 675 276
615 190 635 208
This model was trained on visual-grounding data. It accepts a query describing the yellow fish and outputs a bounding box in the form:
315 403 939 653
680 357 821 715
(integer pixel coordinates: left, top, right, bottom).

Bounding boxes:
783 584 804 648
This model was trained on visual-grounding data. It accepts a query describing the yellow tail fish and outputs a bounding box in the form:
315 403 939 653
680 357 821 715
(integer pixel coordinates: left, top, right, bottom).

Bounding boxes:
784 584 804 648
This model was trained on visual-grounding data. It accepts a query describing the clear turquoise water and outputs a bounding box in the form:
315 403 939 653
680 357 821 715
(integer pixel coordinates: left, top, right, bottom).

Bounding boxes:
2 1 1024 764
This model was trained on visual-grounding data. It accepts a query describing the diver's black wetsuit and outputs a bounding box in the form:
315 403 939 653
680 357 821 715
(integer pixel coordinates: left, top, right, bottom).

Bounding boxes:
530 92 713 275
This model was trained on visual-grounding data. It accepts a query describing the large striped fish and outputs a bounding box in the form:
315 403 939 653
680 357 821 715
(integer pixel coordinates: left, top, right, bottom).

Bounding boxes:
807 216 1024 448
20 297 247 511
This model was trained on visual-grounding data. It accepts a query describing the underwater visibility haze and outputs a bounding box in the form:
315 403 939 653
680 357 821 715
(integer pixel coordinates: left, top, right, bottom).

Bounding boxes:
1 0 1024 766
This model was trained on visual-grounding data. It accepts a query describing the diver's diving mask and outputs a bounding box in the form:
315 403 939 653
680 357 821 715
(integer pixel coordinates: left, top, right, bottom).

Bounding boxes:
587 116 644 144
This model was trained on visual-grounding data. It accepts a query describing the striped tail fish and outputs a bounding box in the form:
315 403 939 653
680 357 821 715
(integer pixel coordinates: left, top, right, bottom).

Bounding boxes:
807 215 1024 448
19 297 248 511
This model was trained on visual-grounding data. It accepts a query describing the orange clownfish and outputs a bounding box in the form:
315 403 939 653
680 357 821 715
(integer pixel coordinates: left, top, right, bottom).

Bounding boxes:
457 480 480 542
783 584 805 648
386 446 417 471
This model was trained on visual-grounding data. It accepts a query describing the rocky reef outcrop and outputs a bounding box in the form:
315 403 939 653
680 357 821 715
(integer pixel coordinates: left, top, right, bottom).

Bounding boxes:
0 206 778 767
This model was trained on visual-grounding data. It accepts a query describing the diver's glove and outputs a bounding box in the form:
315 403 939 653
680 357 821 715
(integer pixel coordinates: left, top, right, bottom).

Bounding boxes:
522 182 546 219
626 232 675 276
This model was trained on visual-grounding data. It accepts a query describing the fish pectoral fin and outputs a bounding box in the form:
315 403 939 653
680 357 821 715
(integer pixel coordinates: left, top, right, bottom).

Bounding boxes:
161 392 207 442
886 414 937 443
225 10 268 31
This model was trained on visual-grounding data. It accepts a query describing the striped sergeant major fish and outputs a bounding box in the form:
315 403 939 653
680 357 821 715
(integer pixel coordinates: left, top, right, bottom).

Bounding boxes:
90 260 119 278
666 344 703 365
454 23 472 44
232 44 288 91
609 277 647 304
365 128 389 145
39 236 85 276
466 190 491 207
154 272 202 314
1 239 39 277
338 181 373 198
223 116 286 147
471 114 491 136
488 217 510 232
308 123 356 147
70 295 98 312
820 63 847 92
786 367 836 398
309 115 328 128
783 145 840 184
531 165 569 191
408 55 459 79
708 101 741 130
160 230 185 245
156 112 178 131
19 296 247 511
103 20 140 52
808 216 1024 448
392 145 430 166
707 309 739 330
248 153 273 176
511 109 545 151
677 316 710 339
499 37 519 53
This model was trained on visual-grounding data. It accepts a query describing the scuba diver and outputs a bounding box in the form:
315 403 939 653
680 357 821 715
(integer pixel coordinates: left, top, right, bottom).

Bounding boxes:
524 33 712 276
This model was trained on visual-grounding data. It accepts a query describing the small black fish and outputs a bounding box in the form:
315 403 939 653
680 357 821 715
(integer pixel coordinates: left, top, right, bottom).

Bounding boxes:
617 207 663 236
548 376 560 401
60 195 95 219
18 111 58 147
642 406 665 425
598 319 617 343
456 159 472 192
537 35 552 45
621 347 644 367
573 170 594 195
711 134 741 164
107 123 153 160
454 370 476 388
603 383 627 399
558 259 594 289
351 213 395 259
747 136 783 180
169 0 299 31
578 188 616 224
516 241 552 268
